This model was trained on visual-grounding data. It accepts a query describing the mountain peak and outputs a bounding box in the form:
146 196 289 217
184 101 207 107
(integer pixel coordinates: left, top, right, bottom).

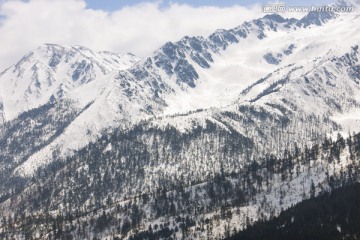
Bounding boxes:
334 0 360 7
0 43 139 121
297 10 337 28
262 14 287 23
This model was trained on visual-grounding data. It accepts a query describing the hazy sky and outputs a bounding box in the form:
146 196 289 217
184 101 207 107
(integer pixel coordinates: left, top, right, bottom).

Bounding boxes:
0 0 334 70
85 0 333 11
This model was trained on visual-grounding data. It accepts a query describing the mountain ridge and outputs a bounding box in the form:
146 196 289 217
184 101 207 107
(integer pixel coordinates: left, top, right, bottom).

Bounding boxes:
0 44 140 122
3 8 357 178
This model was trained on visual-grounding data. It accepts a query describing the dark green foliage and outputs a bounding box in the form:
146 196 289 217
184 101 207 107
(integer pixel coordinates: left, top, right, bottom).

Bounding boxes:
227 183 360 240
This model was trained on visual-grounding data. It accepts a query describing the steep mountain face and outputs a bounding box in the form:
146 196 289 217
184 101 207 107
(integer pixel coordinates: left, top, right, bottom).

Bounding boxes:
152 9 360 158
1 2 360 239
0 44 139 122
2 10 346 178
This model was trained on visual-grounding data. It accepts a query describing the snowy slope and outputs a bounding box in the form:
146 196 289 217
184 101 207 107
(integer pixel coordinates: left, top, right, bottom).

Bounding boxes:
0 44 139 121
156 8 360 127
160 11 337 115
1 2 358 180
8 9 353 177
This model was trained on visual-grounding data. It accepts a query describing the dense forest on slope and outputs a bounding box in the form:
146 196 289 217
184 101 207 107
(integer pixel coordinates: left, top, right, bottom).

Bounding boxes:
1 131 360 239
227 183 360 240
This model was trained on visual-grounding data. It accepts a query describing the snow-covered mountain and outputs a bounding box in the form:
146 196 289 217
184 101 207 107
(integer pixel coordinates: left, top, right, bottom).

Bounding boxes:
0 44 139 122
5 9 347 178
1 1 360 239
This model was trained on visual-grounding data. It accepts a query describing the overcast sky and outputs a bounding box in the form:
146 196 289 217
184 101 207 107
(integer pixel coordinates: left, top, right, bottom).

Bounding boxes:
0 0 333 71
85 0 333 11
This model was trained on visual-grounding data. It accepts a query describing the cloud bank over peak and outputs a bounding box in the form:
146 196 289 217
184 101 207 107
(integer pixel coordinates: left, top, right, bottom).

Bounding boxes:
0 0 264 70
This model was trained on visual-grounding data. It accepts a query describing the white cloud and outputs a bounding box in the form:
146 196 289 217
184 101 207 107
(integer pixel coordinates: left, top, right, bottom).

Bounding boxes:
0 0 270 70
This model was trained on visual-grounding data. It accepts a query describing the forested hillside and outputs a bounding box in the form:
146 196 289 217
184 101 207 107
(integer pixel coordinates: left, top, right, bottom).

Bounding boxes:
228 183 360 240
1 129 360 239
